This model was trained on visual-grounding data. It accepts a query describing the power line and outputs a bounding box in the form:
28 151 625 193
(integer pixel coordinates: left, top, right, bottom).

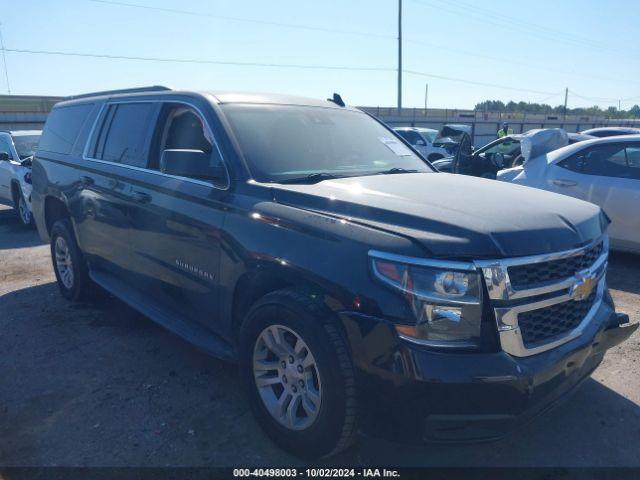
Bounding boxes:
438 0 639 56
1 46 564 96
404 38 640 86
88 0 394 40
3 46 636 104
0 47 395 72
403 69 558 96
412 0 640 63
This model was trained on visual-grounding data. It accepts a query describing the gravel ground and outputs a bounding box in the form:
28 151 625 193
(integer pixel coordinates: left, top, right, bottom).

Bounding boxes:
0 204 639 467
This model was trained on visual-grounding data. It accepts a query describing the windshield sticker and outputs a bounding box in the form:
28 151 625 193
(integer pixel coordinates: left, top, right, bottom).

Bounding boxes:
378 137 412 156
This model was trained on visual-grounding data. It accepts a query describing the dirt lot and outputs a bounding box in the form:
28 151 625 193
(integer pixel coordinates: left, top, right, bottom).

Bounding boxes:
1 204 639 467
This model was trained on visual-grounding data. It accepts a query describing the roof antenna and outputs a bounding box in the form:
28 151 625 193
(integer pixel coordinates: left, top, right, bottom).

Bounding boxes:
327 93 345 107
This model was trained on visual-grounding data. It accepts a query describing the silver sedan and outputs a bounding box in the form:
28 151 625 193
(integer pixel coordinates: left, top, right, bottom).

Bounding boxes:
498 135 640 253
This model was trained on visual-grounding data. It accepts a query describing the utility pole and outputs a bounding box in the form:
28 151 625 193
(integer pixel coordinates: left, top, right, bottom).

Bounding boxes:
424 83 429 114
618 99 621 111
563 87 568 119
397 0 402 112
0 23 11 94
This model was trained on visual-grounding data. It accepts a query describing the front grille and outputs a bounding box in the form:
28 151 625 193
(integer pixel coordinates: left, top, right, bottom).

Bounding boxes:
517 291 597 347
508 242 603 288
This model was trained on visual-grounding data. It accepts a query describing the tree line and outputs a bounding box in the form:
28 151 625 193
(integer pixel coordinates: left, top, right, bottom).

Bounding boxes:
474 100 640 119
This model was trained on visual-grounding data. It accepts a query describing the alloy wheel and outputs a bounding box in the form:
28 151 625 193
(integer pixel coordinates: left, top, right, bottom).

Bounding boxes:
54 236 74 289
253 324 322 430
18 196 31 225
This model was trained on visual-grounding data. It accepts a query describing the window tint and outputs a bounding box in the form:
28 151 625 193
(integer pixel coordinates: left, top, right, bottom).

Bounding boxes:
581 144 630 177
94 103 155 167
40 103 94 154
559 144 640 179
149 104 226 185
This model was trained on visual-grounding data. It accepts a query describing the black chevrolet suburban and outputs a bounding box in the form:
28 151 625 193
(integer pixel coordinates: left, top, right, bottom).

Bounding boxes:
32 86 637 458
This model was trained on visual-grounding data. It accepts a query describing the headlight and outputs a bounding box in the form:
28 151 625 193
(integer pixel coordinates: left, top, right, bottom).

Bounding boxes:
370 251 483 348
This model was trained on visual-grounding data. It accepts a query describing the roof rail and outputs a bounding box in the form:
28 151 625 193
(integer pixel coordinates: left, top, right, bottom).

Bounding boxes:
64 85 172 101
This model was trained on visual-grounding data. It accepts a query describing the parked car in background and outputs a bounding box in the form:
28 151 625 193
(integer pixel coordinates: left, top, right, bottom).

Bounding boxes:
0 129 42 226
580 127 640 137
433 130 593 174
393 127 449 161
431 124 471 157
498 135 640 253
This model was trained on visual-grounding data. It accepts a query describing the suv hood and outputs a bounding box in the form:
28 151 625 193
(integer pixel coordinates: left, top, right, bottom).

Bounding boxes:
269 173 606 259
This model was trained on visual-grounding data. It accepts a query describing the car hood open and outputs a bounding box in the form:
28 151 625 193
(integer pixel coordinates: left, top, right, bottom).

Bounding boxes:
269 173 607 259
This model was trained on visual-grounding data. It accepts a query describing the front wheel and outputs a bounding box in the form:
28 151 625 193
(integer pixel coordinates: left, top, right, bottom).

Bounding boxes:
240 289 358 459
14 189 33 227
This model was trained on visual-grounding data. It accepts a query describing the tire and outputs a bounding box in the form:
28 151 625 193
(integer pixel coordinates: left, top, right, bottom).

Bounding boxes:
13 187 33 227
239 289 358 459
50 218 94 301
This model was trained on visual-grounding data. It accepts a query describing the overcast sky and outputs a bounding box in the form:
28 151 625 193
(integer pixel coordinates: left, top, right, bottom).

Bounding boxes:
2 0 639 109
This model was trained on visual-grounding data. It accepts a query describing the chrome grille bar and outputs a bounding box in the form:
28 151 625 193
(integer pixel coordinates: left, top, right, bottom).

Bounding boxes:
475 235 609 357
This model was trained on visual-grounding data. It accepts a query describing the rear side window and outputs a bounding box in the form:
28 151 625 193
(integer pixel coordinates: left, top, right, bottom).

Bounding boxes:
39 103 94 154
93 103 155 167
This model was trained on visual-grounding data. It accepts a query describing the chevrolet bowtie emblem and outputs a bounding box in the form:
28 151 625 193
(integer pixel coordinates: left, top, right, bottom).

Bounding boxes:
569 271 597 301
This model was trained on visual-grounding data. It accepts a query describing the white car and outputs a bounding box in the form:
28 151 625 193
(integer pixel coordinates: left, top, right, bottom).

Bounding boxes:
498 135 640 253
393 127 450 161
0 130 41 226
580 127 640 138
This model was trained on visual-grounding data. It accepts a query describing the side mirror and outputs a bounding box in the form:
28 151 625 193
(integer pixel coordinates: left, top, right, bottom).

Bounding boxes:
160 149 225 183
0 151 10 161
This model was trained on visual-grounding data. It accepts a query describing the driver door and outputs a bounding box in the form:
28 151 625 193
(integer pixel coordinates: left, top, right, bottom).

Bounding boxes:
127 100 229 334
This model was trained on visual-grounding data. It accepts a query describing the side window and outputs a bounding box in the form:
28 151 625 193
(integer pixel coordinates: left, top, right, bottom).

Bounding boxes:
581 144 630 178
396 130 421 145
149 103 226 186
0 136 13 159
39 103 94 154
558 151 585 173
624 146 640 180
93 103 155 167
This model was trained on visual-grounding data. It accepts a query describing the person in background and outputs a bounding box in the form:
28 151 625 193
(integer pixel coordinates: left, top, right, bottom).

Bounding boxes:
497 122 514 138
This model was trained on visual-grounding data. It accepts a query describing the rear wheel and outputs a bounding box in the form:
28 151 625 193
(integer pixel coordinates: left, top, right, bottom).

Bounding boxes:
240 289 358 459
50 219 95 301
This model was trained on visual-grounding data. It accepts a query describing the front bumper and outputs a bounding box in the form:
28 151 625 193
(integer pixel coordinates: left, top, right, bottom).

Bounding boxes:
342 300 637 443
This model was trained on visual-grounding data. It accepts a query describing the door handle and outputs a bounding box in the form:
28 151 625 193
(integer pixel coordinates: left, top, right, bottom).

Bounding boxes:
553 179 577 187
131 191 152 203
80 175 94 186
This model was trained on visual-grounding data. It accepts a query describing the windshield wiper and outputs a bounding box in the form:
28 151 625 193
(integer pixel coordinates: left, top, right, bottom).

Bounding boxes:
374 167 419 175
279 172 341 184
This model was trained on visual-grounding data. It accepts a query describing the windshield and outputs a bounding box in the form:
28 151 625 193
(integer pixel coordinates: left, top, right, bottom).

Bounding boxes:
12 134 41 159
434 125 471 144
421 130 437 142
480 138 521 156
221 104 433 183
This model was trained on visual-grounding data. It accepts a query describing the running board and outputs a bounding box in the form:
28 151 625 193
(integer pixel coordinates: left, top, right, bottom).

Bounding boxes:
90 269 235 361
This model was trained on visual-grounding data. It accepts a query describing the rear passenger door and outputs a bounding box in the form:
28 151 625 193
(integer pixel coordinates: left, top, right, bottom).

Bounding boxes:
581 144 640 249
126 100 229 334
76 101 159 276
